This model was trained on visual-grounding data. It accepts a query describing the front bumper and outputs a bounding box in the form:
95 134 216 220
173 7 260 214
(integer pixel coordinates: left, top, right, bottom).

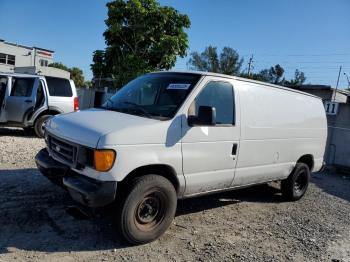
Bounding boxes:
35 148 117 208
35 148 68 187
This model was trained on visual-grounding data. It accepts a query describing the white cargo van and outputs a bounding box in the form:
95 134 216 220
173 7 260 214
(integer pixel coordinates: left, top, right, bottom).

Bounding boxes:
35 71 327 244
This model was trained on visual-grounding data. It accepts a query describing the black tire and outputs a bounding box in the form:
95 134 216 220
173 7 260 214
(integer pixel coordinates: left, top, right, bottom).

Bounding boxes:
281 163 310 201
34 115 51 138
116 175 177 244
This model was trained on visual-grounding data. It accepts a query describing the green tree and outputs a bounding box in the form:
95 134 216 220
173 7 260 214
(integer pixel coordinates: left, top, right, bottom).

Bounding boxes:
69 67 85 87
91 50 108 79
84 81 93 88
48 62 69 71
258 64 284 84
188 46 243 75
242 64 286 85
91 0 191 88
287 69 306 86
49 62 85 87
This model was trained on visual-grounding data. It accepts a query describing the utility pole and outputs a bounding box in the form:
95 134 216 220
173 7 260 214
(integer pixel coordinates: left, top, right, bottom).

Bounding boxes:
344 72 350 89
332 65 342 101
247 55 254 76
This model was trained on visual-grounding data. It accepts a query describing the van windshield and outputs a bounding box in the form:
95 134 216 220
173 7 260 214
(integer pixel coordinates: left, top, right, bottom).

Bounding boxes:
101 73 201 120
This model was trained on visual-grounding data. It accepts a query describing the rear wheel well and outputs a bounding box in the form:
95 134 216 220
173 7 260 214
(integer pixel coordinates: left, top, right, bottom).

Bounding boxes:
25 109 61 126
119 165 180 195
36 110 61 119
32 110 61 124
297 154 314 171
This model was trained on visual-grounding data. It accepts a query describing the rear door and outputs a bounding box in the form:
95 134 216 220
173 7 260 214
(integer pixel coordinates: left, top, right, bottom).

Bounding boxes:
5 77 39 123
28 79 49 123
181 77 240 196
45 77 74 113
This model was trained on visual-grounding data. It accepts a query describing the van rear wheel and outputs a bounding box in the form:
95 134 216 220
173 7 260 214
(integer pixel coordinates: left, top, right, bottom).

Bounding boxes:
34 115 51 138
281 163 310 201
116 175 177 244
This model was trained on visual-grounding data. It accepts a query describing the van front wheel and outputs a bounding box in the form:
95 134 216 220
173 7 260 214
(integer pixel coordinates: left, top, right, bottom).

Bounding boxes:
34 115 51 138
116 175 177 244
281 163 310 201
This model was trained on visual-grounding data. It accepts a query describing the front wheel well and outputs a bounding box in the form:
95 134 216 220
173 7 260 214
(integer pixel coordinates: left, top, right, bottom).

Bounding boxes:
120 164 180 195
296 154 314 171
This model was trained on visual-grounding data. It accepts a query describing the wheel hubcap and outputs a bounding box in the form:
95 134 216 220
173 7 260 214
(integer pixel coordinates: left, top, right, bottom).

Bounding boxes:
138 197 159 223
134 191 166 231
294 170 307 194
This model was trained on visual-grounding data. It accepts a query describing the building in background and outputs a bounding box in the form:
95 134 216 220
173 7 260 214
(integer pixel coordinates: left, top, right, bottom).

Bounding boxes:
0 39 54 72
290 84 350 172
290 84 349 103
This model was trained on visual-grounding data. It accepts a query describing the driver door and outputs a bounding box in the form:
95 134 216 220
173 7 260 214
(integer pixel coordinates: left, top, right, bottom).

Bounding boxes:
181 77 240 196
5 77 39 123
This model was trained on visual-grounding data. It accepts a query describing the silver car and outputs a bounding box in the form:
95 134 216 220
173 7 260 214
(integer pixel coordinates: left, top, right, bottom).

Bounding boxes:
0 72 78 137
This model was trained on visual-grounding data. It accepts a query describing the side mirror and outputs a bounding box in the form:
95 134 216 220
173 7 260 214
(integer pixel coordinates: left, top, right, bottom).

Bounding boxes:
188 106 216 126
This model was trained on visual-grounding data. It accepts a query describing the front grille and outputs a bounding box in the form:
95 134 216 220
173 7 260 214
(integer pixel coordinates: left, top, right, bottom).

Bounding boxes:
48 135 77 166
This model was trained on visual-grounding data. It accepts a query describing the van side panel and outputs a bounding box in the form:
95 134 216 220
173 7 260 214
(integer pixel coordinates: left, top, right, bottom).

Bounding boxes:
232 81 327 186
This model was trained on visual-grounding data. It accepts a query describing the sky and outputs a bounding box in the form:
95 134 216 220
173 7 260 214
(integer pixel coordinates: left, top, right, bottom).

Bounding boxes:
1 0 349 88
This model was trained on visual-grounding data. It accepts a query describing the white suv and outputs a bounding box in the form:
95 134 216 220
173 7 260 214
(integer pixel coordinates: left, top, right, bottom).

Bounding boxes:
0 72 78 137
35 71 327 244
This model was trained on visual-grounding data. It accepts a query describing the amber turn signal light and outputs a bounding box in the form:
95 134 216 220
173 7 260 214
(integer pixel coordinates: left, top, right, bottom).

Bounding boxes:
94 150 116 172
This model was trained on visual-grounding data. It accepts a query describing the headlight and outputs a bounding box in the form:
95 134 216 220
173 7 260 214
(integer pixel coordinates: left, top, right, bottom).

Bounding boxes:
94 149 116 172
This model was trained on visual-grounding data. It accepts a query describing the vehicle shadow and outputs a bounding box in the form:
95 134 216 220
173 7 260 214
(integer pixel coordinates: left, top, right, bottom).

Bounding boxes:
176 183 282 216
311 171 350 202
0 168 284 254
0 127 36 137
0 168 124 254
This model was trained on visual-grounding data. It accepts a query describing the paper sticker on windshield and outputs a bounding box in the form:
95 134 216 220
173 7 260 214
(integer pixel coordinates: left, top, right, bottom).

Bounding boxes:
167 83 191 90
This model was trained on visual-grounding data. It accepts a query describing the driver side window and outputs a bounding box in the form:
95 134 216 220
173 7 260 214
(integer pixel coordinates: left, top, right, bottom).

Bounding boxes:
191 81 235 125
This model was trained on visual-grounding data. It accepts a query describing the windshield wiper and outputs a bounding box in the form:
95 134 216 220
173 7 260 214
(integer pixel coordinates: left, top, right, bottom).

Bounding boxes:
122 101 153 118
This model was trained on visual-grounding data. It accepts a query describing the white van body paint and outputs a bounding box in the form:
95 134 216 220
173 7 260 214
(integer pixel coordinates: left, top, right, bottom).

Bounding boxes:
44 71 327 199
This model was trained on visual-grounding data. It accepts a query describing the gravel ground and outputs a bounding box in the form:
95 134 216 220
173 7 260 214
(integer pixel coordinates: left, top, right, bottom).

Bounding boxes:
0 127 349 262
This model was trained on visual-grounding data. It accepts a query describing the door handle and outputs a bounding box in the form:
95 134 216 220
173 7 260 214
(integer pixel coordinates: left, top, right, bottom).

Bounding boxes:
232 143 238 156
24 100 33 103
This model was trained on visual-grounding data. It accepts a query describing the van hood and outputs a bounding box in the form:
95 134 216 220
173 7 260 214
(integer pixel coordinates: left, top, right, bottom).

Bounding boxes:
45 108 177 148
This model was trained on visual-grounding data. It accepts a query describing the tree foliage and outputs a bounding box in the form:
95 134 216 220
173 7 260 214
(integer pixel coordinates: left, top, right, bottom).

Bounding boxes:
242 64 285 84
242 66 306 86
91 50 109 79
188 46 243 75
69 67 85 87
49 62 86 87
286 69 306 86
189 46 307 87
91 0 191 88
48 62 69 72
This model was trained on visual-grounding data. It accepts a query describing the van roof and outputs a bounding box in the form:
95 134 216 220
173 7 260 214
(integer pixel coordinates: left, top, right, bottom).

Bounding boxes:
151 70 321 100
